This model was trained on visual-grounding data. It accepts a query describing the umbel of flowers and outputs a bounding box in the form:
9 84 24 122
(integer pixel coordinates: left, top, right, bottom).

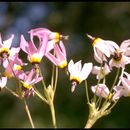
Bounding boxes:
0 28 130 128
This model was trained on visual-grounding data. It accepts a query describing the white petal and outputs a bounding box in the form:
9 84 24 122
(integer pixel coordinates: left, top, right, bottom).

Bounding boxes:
68 60 74 74
80 63 92 81
95 40 110 57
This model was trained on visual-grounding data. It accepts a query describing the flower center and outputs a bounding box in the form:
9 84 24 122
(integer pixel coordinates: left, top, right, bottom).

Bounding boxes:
0 47 9 59
93 38 103 46
58 60 67 69
29 53 42 64
13 64 22 70
22 82 31 89
113 51 122 61
70 76 81 84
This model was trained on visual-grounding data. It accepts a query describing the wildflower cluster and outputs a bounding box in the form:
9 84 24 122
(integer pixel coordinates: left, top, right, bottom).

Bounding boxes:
0 28 130 128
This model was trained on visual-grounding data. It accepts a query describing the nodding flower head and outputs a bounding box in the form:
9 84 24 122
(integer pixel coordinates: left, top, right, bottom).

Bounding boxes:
68 60 93 92
91 84 111 99
20 69 43 97
20 33 49 64
92 63 111 80
45 41 68 69
86 34 119 63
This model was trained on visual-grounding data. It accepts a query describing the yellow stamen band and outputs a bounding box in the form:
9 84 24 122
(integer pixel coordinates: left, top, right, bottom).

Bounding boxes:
54 32 60 40
108 92 113 100
58 60 67 69
21 81 31 89
93 38 103 45
0 47 9 53
29 53 42 64
70 76 81 84
13 64 22 71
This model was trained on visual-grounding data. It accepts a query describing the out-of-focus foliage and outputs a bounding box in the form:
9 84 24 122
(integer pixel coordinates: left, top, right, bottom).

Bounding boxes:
1 2 130 128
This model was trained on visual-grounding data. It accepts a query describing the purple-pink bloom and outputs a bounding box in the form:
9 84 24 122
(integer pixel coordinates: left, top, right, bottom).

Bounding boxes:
3 54 26 79
20 68 43 89
113 72 130 101
91 84 110 98
45 41 67 68
20 33 49 64
0 33 20 66
20 69 43 97
29 28 69 53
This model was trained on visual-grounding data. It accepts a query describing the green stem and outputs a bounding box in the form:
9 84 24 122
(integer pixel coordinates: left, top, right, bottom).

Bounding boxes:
37 65 47 89
92 62 103 103
34 89 48 104
110 68 120 92
53 66 58 95
85 102 111 128
4 86 19 98
23 98 35 128
85 80 90 104
51 63 55 88
49 100 57 128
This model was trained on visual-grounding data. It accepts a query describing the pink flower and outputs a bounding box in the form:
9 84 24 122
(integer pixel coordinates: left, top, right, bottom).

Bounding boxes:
45 41 67 68
68 60 93 92
3 54 26 79
20 33 49 64
92 63 111 79
29 28 69 52
0 33 14 57
113 72 130 100
91 84 110 98
20 69 43 97
20 69 42 87
0 33 20 66
0 77 7 90
87 34 119 63
109 39 130 68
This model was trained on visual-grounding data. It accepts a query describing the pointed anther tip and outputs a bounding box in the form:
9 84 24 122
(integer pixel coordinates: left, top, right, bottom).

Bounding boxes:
86 33 95 41
62 35 69 40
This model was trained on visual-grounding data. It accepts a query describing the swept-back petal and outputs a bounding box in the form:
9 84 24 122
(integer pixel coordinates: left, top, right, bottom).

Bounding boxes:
80 63 92 80
20 35 29 54
95 40 110 57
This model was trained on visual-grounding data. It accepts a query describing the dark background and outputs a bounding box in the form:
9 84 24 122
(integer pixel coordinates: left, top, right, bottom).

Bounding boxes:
0 2 130 128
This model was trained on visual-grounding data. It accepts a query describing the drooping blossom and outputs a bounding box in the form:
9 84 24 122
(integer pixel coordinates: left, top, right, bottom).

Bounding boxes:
3 54 26 79
45 41 67 69
87 34 119 63
28 28 69 52
68 60 93 92
109 39 130 68
0 76 7 90
113 72 130 100
92 63 111 79
91 84 110 98
20 33 49 64
20 68 43 97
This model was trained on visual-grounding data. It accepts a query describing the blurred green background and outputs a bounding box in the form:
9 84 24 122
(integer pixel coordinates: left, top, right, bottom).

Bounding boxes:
0 2 130 128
